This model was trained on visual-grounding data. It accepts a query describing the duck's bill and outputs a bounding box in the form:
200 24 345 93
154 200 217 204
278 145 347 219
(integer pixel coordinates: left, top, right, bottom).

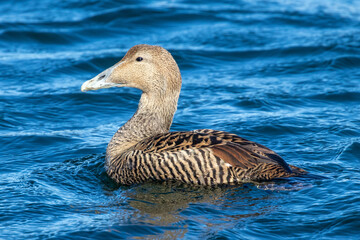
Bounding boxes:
81 64 122 92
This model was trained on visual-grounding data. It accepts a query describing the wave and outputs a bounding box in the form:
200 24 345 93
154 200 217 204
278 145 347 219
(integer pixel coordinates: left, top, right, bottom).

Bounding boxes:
0 123 119 139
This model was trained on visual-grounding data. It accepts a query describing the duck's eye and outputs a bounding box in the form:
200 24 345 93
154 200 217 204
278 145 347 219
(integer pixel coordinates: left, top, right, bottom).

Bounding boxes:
136 57 143 62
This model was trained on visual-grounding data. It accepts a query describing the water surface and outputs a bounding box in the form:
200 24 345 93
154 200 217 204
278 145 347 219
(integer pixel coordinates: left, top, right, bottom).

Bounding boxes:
1 0 360 239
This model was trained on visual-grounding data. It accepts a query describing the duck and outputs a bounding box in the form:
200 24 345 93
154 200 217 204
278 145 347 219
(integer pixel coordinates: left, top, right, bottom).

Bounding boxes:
81 44 307 185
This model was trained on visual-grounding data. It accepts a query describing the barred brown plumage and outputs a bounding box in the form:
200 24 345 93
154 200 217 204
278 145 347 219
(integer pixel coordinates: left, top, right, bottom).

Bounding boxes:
81 44 307 186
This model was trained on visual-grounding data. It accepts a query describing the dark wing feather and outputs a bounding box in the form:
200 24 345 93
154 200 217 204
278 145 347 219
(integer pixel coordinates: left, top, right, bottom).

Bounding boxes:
194 129 292 172
210 143 259 169
131 129 292 173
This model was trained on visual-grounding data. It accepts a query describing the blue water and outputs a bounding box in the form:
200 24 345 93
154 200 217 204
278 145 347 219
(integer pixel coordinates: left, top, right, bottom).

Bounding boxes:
1 0 360 239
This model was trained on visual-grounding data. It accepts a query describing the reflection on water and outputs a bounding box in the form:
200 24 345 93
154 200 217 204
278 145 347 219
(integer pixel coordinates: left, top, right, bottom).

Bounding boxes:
109 181 280 239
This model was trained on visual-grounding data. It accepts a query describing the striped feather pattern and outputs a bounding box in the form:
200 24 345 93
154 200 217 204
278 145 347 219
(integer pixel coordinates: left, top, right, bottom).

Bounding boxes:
106 129 306 185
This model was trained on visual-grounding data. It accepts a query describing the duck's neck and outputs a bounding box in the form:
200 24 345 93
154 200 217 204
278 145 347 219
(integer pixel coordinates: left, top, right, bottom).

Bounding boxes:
106 91 179 159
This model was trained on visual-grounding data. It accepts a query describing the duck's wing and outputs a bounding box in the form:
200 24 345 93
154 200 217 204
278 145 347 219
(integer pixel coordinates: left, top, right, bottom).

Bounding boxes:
194 129 307 174
132 129 292 173
193 129 293 172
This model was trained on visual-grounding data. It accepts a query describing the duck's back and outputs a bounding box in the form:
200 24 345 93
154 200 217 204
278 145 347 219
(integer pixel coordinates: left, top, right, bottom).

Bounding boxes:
105 129 306 185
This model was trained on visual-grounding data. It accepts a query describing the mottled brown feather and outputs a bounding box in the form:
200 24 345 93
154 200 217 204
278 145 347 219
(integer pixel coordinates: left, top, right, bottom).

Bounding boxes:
195 129 293 172
131 129 294 175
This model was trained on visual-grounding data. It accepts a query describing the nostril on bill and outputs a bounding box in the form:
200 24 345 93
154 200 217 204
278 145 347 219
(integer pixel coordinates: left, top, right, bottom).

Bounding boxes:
98 74 106 80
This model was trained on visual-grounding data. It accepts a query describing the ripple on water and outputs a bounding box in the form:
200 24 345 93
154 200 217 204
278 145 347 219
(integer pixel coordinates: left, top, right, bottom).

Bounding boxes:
1 0 360 239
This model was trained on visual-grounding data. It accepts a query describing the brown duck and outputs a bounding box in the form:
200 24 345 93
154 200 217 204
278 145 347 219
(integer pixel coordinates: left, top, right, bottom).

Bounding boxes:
81 44 307 185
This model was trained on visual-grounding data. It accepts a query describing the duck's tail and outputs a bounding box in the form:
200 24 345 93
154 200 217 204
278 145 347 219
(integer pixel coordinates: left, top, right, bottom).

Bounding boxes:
289 164 308 176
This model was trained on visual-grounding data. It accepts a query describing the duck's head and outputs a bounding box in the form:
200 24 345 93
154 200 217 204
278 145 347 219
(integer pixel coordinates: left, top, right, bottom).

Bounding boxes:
81 44 182 96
